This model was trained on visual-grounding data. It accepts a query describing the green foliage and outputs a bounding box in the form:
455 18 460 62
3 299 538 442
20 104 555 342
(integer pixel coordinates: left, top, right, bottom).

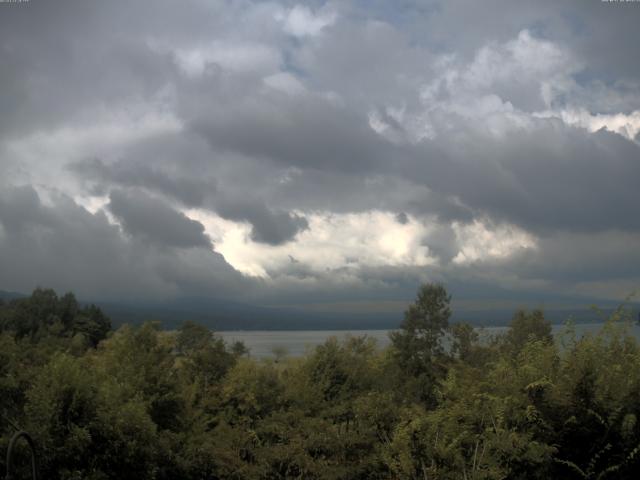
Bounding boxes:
389 283 451 405
503 308 553 355
23 353 158 478
176 321 213 354
0 288 111 347
3 286 640 479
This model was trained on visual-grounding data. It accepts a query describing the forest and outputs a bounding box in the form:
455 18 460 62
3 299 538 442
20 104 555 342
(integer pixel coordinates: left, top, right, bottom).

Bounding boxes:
1 285 640 479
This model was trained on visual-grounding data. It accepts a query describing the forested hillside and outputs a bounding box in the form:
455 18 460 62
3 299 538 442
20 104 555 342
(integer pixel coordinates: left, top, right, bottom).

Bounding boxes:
2 286 640 479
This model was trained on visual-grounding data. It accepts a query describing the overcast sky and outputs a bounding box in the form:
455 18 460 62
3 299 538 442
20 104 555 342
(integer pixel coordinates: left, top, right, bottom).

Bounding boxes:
1 0 639 315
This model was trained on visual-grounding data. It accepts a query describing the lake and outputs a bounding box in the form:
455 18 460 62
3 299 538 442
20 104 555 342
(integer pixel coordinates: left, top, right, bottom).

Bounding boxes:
219 322 640 359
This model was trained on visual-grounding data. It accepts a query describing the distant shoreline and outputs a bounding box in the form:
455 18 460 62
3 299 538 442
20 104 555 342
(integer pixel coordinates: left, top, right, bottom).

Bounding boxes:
215 319 631 333
217 323 640 359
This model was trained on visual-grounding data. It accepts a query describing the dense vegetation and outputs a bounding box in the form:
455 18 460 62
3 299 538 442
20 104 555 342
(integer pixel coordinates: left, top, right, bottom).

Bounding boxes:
2 286 640 479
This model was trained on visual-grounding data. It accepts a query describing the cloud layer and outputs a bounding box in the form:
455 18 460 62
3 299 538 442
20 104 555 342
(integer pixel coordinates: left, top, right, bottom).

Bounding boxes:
1 0 639 313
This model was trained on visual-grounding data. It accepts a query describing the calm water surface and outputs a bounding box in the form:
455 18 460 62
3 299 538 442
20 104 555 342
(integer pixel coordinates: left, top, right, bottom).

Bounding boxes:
220 323 640 359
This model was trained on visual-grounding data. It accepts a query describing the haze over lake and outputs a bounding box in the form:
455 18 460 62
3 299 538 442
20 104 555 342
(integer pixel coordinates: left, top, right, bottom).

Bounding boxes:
220 322 640 359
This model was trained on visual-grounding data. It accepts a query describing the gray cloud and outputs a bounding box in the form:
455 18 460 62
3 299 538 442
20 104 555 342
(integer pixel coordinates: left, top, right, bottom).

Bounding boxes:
0 1 178 140
0 185 245 301
69 155 309 246
0 185 50 232
108 189 212 249
71 158 214 207
1 0 640 307
217 198 309 246
407 122 640 234
395 212 409 225
422 224 459 264
188 91 401 174
504 230 640 284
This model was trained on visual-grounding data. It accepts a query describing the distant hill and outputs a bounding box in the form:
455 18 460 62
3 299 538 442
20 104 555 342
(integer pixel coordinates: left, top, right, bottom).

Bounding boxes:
2 288 638 330
0 289 26 301
97 297 401 331
97 297 639 331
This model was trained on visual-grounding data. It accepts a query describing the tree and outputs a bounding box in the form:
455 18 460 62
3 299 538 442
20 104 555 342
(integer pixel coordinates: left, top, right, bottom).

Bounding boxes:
176 321 213 355
24 353 158 479
73 304 111 347
390 283 451 405
0 289 111 347
504 309 552 354
450 322 479 363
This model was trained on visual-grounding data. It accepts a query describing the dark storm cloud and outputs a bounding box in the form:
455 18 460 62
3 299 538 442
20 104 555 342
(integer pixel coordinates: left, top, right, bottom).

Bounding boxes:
293 14 435 106
108 189 212 249
188 92 403 174
216 198 309 246
185 95 640 235
404 121 640 234
70 158 309 246
395 212 409 225
0 0 179 139
71 158 213 207
422 224 459 264
0 185 246 300
0 185 49 231
1 0 640 305
504 231 640 284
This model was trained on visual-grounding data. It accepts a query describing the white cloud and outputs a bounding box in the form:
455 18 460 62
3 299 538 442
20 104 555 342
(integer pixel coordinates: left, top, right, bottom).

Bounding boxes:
535 108 640 141
263 72 307 95
462 30 578 104
372 28 640 150
452 220 537 265
189 209 434 278
4 107 182 196
382 30 582 141
171 42 282 77
278 5 336 37
187 209 538 284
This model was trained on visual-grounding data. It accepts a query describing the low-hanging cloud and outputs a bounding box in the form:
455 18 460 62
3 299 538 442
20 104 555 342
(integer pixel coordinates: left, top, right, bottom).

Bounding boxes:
0 185 247 301
108 188 213 249
216 198 309 246
71 158 214 207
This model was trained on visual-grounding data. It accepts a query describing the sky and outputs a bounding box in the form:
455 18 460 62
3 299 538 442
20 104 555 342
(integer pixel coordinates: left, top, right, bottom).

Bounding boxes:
1 0 639 319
